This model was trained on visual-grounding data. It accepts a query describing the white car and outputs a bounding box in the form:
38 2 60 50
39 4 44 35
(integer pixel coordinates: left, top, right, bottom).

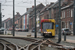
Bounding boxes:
61 28 72 35
38 29 41 33
0 28 7 34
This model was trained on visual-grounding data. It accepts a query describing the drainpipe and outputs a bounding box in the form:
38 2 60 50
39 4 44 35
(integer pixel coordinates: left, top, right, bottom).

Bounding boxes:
49 8 51 19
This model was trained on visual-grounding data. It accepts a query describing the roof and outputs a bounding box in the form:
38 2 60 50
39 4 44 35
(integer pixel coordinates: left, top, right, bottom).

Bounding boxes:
47 1 58 9
40 5 50 13
3 18 11 23
40 3 54 13
61 2 73 10
29 3 45 17
21 8 33 17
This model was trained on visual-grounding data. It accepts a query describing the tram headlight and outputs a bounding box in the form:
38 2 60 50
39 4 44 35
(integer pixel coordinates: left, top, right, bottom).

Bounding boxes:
44 32 51 33
44 32 46 33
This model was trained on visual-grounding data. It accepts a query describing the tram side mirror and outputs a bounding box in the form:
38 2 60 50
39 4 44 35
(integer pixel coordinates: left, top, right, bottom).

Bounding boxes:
52 23 54 29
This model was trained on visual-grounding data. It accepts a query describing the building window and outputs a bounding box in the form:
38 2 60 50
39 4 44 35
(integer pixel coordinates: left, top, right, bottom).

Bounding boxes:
64 11 65 18
62 11 65 18
67 9 69 17
71 9 73 17
69 9 70 17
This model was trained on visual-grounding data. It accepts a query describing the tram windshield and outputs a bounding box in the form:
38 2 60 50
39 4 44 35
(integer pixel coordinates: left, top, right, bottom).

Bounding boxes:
42 22 53 29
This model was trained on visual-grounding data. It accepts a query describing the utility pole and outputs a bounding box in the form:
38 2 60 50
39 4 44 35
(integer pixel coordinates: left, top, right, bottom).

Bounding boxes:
0 3 2 28
34 0 37 38
57 0 61 43
73 0 75 35
13 0 15 36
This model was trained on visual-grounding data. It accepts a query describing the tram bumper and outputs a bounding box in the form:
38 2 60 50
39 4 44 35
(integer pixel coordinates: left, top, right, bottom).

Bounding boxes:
43 32 52 36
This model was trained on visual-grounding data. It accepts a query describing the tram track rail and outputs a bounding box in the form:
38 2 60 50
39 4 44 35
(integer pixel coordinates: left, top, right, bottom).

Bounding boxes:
0 36 38 50
0 38 18 50
25 39 75 50
0 36 37 42
0 36 75 50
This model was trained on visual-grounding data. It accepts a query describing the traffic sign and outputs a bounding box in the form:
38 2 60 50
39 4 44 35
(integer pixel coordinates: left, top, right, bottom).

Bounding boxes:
56 25 59 27
70 22 72 25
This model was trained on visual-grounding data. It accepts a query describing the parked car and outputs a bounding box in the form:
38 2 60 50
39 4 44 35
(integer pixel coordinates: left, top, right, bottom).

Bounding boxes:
61 28 72 35
18 28 22 31
38 29 41 33
31 27 35 32
0 28 7 34
22 29 29 32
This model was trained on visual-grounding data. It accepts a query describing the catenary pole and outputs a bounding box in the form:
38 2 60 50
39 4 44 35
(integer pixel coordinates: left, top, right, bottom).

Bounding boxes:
34 0 37 38
57 0 61 43
73 0 75 35
0 3 2 28
13 0 15 36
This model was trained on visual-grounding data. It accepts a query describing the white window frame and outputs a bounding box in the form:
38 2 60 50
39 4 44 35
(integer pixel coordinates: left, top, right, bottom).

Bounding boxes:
67 9 68 17
62 11 63 18
71 9 73 17
62 11 65 18
64 11 65 18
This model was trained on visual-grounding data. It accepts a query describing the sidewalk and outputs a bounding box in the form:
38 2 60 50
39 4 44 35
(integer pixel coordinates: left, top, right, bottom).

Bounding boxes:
55 37 75 43
55 34 75 43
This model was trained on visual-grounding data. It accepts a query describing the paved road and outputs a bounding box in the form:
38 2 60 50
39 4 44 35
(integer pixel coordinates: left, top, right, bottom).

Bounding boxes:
7 31 75 40
15 31 42 37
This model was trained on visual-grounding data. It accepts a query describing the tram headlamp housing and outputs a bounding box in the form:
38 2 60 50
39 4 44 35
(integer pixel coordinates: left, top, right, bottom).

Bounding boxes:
44 32 51 33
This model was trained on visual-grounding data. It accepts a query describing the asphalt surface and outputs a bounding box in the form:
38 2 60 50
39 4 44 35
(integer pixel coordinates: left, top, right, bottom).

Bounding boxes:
15 31 75 40
15 31 41 37
6 31 75 41
6 31 75 40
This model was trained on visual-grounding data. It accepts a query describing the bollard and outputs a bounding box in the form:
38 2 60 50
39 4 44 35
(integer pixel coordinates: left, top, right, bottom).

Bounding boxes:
64 33 66 41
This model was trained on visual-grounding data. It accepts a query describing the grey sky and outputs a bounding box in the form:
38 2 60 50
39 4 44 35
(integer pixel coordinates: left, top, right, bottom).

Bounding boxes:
0 0 57 21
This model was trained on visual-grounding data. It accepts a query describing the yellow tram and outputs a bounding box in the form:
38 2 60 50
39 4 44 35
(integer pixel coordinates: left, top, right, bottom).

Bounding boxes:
41 19 55 37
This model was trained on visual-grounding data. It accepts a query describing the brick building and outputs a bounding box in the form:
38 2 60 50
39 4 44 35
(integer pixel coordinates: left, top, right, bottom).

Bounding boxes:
29 3 44 30
22 8 32 29
2 18 13 29
15 12 22 29
40 3 54 20
61 0 73 31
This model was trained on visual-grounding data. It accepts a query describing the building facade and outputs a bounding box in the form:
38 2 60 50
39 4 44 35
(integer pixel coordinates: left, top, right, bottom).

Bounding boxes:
29 3 45 30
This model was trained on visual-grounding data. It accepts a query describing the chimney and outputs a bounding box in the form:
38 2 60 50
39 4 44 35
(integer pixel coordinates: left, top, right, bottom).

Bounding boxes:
63 0 68 2
16 12 20 15
32 6 34 8
26 8 29 11
50 2 54 5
